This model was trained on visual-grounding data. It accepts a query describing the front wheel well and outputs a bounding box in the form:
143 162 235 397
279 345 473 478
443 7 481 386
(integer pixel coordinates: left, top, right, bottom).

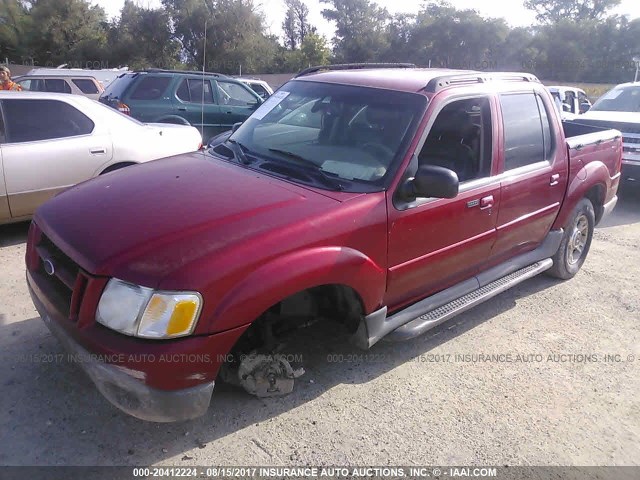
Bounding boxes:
229 284 365 356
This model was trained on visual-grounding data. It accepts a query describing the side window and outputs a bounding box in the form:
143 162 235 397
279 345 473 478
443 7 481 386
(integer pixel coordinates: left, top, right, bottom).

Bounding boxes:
249 83 268 99
3 99 95 143
217 81 258 106
17 79 31 91
500 93 546 171
129 76 171 100
44 79 72 94
535 95 554 160
176 79 214 104
418 97 493 183
72 78 100 94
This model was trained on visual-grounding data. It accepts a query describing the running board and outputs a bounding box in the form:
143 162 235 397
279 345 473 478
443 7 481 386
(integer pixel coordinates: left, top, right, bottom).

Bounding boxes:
384 259 553 342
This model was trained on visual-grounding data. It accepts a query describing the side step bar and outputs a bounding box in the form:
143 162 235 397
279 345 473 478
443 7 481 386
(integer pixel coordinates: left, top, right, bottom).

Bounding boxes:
385 259 552 342
351 230 563 349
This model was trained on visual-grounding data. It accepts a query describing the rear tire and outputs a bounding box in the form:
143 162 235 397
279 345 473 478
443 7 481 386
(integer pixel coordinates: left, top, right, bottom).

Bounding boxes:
547 198 595 280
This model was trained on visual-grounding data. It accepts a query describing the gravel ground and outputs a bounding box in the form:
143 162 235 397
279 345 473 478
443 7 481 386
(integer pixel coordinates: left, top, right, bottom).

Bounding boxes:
0 185 639 468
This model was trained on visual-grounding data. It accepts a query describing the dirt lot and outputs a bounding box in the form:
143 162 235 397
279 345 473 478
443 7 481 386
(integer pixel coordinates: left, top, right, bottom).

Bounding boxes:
1 186 639 468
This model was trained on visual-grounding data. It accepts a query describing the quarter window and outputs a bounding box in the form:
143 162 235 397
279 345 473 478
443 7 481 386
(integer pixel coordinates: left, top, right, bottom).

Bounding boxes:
500 93 550 170
72 78 100 94
3 99 95 143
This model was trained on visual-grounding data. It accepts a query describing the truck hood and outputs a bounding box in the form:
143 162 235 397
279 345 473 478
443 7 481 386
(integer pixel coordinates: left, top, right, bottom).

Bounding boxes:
35 152 348 287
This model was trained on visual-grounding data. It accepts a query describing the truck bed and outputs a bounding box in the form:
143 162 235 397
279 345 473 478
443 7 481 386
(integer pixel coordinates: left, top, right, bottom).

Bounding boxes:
563 120 622 179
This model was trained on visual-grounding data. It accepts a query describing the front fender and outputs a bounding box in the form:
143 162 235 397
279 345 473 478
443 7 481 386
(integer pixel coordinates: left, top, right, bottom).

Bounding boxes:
206 246 386 333
552 159 613 230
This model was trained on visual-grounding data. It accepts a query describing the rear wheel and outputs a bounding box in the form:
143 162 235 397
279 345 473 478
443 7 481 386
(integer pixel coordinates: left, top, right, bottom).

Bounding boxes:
547 198 595 280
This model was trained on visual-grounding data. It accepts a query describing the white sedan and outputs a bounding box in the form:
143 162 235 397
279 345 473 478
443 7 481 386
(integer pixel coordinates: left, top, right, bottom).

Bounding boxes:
0 91 202 225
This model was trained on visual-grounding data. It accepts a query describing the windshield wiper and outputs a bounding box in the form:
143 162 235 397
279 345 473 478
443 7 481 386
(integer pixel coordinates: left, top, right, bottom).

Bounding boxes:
267 148 345 191
226 139 253 165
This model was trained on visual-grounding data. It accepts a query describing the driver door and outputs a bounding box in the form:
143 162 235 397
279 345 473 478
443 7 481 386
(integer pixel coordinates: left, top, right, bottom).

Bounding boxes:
385 95 500 310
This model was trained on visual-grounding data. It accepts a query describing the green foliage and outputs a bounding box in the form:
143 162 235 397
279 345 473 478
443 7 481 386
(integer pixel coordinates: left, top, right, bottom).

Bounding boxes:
0 0 637 84
523 0 621 24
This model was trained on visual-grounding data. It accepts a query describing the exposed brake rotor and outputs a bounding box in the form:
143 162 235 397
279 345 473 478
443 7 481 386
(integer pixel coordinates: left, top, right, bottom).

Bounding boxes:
237 352 305 397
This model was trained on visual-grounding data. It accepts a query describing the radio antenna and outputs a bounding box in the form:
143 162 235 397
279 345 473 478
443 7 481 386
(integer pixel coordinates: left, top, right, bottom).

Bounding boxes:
201 19 207 144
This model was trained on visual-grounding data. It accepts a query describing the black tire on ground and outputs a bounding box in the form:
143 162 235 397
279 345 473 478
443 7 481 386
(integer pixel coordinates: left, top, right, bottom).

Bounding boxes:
547 197 595 280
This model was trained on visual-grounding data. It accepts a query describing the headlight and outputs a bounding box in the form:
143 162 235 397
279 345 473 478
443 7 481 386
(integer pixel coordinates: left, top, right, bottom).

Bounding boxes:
96 279 202 339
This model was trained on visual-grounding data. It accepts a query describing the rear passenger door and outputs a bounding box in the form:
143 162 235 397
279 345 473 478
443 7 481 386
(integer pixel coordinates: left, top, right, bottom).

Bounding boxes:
173 77 221 134
1 99 112 219
489 91 567 265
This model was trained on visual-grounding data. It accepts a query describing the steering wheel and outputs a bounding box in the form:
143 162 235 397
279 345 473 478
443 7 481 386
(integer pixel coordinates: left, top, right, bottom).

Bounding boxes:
361 142 394 159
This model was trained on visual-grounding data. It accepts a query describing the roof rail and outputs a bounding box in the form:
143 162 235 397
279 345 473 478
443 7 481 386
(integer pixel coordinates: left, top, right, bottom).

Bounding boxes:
295 63 416 78
424 72 540 92
143 68 228 78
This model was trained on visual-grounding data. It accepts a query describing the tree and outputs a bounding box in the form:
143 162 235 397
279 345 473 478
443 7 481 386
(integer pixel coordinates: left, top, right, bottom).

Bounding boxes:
523 0 621 24
108 0 180 69
27 0 109 67
0 0 32 62
162 0 280 74
281 0 312 50
321 0 390 63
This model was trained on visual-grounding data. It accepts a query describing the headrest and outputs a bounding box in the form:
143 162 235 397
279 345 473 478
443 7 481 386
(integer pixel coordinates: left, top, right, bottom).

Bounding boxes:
431 109 473 136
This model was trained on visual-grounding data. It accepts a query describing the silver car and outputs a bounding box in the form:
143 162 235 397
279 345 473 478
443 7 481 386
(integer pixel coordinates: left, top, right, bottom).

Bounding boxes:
13 75 104 100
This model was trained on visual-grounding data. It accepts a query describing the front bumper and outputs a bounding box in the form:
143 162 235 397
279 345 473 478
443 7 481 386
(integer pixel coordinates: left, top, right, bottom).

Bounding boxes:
29 279 214 422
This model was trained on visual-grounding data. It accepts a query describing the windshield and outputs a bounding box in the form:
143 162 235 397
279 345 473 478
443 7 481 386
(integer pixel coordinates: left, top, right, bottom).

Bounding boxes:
591 85 640 112
223 80 427 191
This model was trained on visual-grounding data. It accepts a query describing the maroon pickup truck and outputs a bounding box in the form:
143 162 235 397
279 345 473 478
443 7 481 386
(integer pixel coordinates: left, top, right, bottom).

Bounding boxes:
26 65 622 422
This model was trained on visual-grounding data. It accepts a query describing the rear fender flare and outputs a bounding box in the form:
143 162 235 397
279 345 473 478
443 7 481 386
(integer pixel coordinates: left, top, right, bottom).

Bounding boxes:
553 160 611 230
206 247 386 333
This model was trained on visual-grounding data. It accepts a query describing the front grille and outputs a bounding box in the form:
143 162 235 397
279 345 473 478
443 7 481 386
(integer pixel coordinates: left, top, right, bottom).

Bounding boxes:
35 234 84 320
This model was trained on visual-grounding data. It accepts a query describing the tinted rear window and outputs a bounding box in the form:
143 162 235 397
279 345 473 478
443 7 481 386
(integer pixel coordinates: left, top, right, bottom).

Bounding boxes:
129 76 172 100
101 73 139 99
72 78 100 94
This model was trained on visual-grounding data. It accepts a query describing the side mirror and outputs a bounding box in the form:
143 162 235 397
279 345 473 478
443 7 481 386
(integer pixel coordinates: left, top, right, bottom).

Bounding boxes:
231 122 243 133
579 102 591 114
411 165 459 199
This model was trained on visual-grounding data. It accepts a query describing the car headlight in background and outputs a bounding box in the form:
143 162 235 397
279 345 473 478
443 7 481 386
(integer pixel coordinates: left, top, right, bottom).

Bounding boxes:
96 278 202 339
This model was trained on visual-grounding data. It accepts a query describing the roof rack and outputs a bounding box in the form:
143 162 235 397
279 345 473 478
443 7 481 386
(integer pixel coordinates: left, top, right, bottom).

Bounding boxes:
142 68 228 78
295 63 416 78
424 72 540 92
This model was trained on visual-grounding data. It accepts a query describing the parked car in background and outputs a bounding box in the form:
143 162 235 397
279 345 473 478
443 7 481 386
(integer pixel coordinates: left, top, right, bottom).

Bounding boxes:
26 67 130 88
0 91 202 225
26 66 621 422
98 69 263 141
569 82 640 183
235 77 274 99
548 86 591 117
13 75 104 100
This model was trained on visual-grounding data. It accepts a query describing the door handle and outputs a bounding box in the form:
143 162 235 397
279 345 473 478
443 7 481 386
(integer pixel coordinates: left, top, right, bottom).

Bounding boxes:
225 110 233 114
90 148 106 155
178 107 187 111
480 195 494 210
550 173 560 186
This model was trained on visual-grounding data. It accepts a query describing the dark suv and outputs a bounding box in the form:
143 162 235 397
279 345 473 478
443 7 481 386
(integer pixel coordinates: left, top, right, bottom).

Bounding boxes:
99 69 263 140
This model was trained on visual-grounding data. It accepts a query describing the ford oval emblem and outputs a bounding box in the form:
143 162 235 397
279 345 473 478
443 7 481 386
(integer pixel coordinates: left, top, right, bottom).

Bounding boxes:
43 259 55 276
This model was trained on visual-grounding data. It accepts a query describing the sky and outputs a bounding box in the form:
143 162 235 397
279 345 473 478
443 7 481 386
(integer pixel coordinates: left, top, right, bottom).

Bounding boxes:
94 0 640 43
